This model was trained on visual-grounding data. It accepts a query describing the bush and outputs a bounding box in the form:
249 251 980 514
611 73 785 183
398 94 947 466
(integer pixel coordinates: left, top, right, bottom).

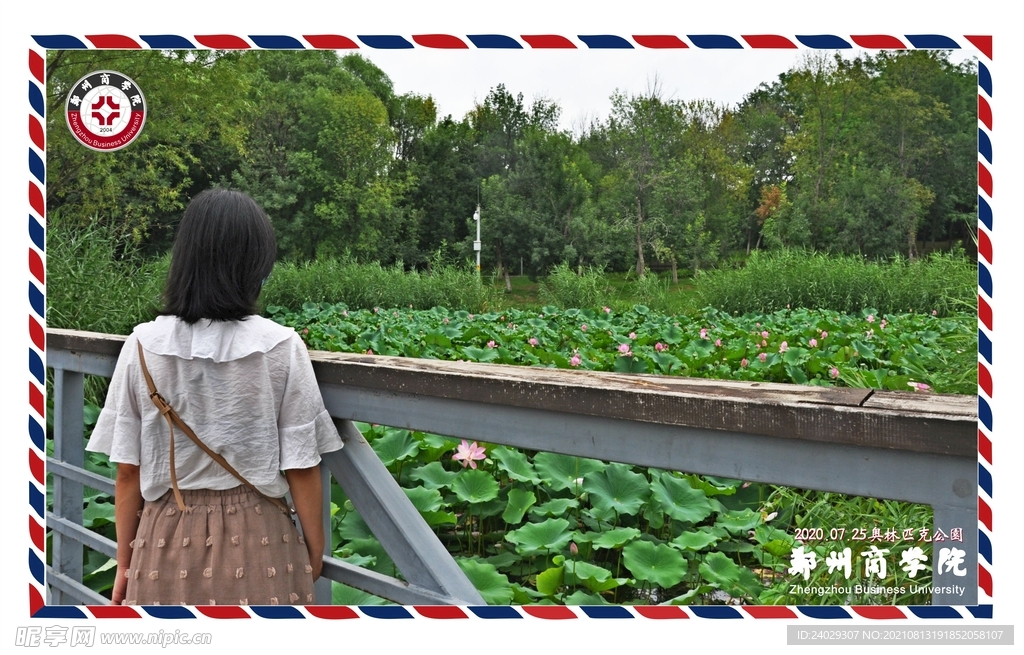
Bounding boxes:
625 271 672 311
693 248 975 316
47 212 167 335
538 263 612 310
260 257 497 313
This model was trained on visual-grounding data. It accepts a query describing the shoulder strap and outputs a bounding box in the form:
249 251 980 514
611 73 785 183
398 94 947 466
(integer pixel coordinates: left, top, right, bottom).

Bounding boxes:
137 341 292 515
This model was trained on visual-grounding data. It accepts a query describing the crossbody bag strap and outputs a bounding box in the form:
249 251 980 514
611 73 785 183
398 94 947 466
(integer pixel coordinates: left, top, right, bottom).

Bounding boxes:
137 341 292 515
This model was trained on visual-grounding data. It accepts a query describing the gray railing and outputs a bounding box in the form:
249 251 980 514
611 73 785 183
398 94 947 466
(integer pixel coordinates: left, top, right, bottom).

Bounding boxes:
46 328 979 606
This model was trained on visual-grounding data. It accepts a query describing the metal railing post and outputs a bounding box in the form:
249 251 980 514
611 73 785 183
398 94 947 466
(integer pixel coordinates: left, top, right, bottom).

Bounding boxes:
50 367 85 605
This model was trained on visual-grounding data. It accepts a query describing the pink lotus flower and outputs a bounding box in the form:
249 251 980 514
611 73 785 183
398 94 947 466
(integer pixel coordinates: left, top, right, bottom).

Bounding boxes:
655 342 666 352
374 307 380 313
486 340 496 348
453 440 487 469
866 314 875 323
715 339 722 347
618 343 631 355
932 310 938 316
570 542 579 556
603 306 611 314
468 314 474 320
830 367 840 379
342 310 348 317
741 358 748 368
758 352 767 363
820 331 827 339
809 338 818 348
880 319 887 329
779 341 788 353
366 349 373 355
443 317 449 324
908 382 932 392
581 324 588 332
761 331 769 339
529 337 539 346
629 332 636 340
570 354 582 367
761 340 767 347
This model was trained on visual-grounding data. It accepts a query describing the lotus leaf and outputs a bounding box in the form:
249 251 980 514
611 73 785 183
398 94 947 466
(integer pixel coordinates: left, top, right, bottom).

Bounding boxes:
455 558 514 605
584 463 651 517
451 469 499 504
622 540 687 589
506 518 573 556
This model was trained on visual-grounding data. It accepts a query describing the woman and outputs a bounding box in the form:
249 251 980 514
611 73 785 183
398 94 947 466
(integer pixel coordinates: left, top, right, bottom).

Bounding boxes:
87 189 343 605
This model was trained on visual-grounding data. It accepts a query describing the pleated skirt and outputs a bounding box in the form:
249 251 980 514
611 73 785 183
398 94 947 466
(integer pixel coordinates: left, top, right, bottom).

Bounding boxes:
123 486 315 606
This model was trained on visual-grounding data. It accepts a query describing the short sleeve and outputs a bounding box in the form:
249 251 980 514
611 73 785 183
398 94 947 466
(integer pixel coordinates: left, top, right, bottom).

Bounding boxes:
277 334 344 470
86 334 143 465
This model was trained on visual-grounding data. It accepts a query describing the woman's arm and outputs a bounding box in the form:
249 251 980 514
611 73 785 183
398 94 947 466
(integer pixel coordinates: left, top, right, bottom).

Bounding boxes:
285 465 324 581
113 463 143 605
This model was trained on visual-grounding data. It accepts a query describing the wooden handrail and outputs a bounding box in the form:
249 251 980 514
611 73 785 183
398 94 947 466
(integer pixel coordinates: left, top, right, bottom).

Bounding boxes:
48 327 976 456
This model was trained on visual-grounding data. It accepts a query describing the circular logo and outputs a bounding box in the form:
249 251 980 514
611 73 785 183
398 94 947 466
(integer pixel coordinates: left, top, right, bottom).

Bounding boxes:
65 71 146 152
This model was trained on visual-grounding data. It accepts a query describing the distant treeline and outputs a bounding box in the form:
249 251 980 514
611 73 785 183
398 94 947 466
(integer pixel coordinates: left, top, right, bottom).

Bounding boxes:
47 49 977 278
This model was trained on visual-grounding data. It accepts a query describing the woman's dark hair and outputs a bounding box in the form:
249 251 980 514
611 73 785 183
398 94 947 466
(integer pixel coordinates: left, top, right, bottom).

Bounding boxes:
162 188 276 324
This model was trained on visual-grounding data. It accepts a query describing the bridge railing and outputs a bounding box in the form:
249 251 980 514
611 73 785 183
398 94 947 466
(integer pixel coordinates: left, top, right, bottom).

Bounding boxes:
45 328 978 606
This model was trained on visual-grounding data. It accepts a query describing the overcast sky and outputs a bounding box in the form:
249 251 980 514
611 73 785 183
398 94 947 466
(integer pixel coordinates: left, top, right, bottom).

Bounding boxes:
359 48 803 130
358 46 973 132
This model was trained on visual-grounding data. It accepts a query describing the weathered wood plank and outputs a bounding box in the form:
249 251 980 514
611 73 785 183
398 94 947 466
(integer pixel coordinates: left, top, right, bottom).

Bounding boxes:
48 328 126 358
862 391 977 414
307 353 974 456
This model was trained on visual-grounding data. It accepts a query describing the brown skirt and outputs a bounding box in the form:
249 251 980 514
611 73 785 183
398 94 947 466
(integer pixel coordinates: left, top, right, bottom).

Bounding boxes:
124 486 315 606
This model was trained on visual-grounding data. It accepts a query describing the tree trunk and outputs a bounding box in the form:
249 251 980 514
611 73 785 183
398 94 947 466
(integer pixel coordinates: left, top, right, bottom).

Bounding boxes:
635 197 646 277
671 258 678 285
496 244 512 292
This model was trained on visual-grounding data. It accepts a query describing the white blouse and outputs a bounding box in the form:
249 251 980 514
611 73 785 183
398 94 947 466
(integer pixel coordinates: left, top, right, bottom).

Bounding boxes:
87 315 343 501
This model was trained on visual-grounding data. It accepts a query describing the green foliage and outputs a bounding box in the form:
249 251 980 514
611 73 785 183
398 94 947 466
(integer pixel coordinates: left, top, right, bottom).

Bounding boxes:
46 211 166 334
538 263 612 310
695 248 975 317
47 49 976 279
326 412 946 605
261 257 496 313
622 540 688 589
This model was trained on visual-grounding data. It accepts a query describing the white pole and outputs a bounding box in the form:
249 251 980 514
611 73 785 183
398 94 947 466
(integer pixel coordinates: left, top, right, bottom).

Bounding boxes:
473 205 481 275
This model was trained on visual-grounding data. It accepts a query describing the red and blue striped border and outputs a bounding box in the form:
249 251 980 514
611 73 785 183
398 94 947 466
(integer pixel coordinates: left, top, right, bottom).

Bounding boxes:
28 33 994 620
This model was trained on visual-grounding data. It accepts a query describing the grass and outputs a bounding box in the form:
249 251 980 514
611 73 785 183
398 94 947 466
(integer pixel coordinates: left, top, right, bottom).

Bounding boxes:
693 248 975 317
261 256 499 313
46 211 167 335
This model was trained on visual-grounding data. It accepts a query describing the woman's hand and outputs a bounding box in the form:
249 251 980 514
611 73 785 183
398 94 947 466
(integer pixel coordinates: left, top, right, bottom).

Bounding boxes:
285 465 325 581
113 463 143 604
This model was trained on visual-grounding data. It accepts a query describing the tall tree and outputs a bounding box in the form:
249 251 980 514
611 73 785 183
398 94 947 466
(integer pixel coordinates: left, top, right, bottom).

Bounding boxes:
604 88 683 276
